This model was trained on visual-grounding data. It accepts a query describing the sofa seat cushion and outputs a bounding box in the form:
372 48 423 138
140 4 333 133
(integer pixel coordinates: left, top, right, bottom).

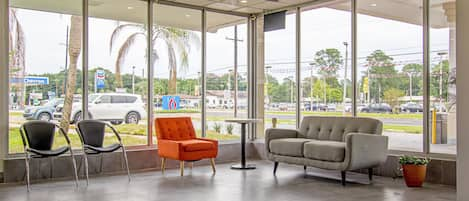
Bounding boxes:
180 140 216 152
269 138 312 157
303 140 346 162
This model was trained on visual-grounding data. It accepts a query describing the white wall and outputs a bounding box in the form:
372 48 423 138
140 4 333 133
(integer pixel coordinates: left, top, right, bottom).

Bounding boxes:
457 0 469 200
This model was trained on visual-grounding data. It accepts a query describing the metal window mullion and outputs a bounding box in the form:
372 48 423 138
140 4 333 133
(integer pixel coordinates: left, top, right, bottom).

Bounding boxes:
423 0 430 154
1 0 10 160
351 0 357 117
201 9 207 138
147 0 154 146
82 0 89 119
295 7 301 128
247 15 256 140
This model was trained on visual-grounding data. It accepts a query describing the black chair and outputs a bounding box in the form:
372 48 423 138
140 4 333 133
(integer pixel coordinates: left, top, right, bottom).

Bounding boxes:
75 120 130 184
19 121 79 191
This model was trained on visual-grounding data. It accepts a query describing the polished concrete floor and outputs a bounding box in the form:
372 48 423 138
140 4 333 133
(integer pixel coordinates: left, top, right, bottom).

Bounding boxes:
0 160 456 201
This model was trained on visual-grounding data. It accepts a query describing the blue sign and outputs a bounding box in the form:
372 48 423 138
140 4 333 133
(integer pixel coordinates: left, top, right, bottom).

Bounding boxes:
95 70 106 89
23 76 49 85
162 96 180 110
96 79 105 89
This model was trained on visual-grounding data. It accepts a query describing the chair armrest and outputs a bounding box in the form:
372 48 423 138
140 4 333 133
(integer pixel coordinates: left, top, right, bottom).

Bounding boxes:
344 133 389 170
157 140 183 159
265 128 298 153
196 138 219 147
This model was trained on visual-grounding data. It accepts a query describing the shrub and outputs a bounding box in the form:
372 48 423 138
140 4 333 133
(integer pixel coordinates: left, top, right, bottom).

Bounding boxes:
213 123 222 134
226 124 234 135
399 155 430 165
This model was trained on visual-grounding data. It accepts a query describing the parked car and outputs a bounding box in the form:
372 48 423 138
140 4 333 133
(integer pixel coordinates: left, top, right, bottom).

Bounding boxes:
431 103 447 112
360 103 392 113
326 104 337 112
54 93 146 125
304 103 327 111
344 103 366 112
400 102 423 113
23 98 65 121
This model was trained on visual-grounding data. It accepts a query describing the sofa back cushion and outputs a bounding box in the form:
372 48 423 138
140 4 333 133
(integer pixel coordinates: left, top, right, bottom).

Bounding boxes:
299 116 382 142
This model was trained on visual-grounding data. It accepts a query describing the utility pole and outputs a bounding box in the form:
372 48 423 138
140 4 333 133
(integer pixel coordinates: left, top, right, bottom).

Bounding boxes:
437 52 447 112
225 25 243 117
407 72 414 101
342 42 348 114
265 66 272 106
132 66 136 94
309 63 314 111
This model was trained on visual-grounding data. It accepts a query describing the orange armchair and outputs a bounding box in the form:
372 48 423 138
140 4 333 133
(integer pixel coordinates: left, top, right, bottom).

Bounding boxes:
155 117 218 176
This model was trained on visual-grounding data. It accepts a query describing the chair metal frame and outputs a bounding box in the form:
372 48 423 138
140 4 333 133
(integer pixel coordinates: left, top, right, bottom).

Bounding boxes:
19 121 79 191
75 120 130 185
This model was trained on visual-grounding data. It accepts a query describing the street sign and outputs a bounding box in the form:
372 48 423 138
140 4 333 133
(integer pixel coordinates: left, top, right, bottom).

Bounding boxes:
24 76 49 85
95 70 106 89
162 96 180 110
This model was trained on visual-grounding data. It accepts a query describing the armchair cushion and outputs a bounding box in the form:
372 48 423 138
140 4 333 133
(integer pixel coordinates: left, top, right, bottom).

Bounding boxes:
303 140 345 162
269 138 312 157
181 139 216 152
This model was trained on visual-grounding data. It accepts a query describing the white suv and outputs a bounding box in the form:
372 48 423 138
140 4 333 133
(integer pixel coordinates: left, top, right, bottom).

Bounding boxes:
54 93 146 125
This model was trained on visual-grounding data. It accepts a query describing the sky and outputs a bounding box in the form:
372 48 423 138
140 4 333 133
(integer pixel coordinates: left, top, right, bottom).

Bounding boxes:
13 6 450 83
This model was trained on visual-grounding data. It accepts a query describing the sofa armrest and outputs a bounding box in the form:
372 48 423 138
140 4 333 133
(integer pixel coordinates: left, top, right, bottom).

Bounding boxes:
158 140 183 160
265 128 298 153
344 133 388 170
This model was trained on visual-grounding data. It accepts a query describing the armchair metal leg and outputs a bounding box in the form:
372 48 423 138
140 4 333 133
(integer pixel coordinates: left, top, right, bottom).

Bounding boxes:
69 148 79 187
161 158 166 173
273 162 279 175
83 150 89 185
121 146 131 182
341 171 346 186
368 168 373 182
210 158 216 173
180 161 184 176
24 152 30 191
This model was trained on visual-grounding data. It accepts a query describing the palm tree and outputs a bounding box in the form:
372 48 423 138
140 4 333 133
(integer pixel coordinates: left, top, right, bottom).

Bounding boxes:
110 24 200 94
60 16 82 132
8 9 26 108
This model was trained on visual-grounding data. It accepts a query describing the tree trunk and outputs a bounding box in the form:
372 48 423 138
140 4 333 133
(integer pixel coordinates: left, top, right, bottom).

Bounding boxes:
168 68 177 94
60 16 82 132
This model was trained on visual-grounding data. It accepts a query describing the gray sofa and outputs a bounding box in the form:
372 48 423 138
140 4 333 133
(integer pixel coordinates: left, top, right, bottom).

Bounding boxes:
265 116 388 185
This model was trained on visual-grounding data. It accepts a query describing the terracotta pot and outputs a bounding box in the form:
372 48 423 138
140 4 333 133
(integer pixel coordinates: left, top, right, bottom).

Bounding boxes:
402 164 427 187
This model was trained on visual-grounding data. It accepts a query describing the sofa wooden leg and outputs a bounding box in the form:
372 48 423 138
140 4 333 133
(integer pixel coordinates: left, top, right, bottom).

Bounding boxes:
341 171 346 186
273 162 279 175
210 158 216 173
368 168 373 182
161 158 166 173
180 161 184 176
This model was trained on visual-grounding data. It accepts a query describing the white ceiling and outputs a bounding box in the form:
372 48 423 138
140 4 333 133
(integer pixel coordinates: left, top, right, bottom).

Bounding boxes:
10 0 455 33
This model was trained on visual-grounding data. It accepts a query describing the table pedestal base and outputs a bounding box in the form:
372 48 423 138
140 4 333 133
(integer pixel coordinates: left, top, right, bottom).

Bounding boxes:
231 164 256 170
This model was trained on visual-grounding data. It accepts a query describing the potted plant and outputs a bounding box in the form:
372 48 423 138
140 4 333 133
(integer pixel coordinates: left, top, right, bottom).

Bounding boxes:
399 155 430 187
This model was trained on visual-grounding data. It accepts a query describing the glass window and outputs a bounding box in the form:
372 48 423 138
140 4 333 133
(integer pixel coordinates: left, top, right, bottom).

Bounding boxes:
99 95 111 103
152 4 202 143
429 0 456 154
300 1 351 119
111 95 127 104
88 0 148 146
206 11 247 140
8 0 83 153
264 11 297 131
357 0 423 152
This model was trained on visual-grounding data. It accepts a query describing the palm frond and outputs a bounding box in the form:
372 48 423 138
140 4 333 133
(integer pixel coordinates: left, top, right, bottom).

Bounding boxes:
109 24 145 54
114 32 144 87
